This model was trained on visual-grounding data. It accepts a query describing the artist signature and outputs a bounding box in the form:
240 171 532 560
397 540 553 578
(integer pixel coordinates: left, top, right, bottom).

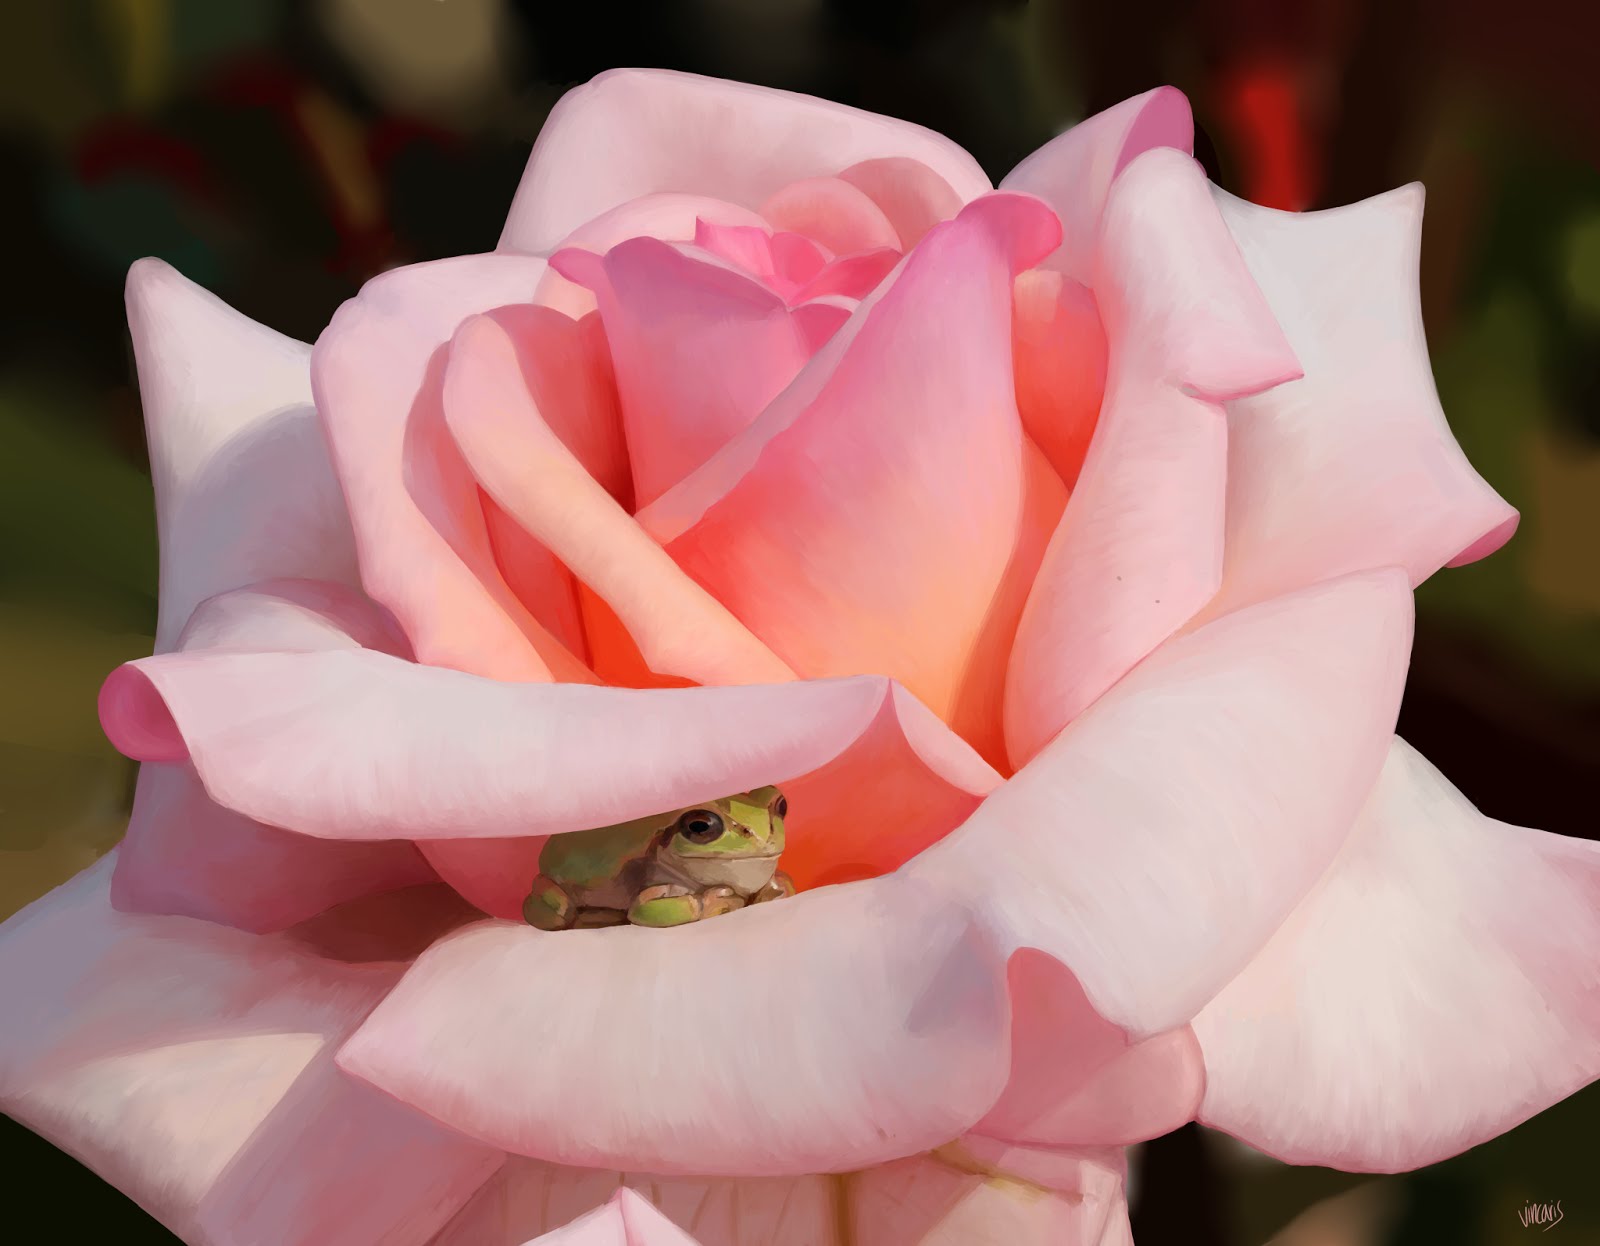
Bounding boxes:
1520 1200 1564 1232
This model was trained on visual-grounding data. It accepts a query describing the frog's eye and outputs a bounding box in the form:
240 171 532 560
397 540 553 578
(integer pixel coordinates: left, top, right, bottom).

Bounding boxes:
770 792 788 819
677 809 725 844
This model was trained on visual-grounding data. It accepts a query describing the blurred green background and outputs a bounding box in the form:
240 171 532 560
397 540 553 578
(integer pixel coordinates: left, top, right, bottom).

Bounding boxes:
0 1 1596 1243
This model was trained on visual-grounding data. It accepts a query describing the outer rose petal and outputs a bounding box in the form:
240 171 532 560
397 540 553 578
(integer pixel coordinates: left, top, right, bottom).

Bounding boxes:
500 68 990 255
442 1164 839 1246
338 874 1014 1175
1011 268 1107 491
117 261 431 930
1193 738 1600 1171
1004 149 1301 767
519 1190 701 1246
654 195 1062 768
1200 186 1518 617
1001 86 1194 283
918 568 1413 1036
0 856 503 1246
311 253 589 683
108 581 435 932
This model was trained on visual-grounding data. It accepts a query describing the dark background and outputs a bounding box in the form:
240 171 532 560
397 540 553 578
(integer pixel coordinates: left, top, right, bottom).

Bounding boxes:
1 1 1597 1243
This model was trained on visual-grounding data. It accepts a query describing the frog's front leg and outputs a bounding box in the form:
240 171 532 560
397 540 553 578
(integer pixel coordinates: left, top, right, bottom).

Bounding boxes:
628 884 745 926
523 875 577 931
749 871 795 904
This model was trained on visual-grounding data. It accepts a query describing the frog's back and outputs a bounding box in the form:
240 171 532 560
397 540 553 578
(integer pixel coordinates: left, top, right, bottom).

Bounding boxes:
538 816 664 889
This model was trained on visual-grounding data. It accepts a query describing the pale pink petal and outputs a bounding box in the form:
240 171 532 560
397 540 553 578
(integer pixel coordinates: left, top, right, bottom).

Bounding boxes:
533 194 771 317
1201 186 1519 618
760 176 902 254
439 1161 839 1246
0 855 503 1246
100 635 999 915
550 239 811 507
519 1190 701 1246
125 258 358 653
656 194 1062 768
442 307 795 689
501 68 989 255
1000 86 1194 284
974 950 1204 1147
838 155 964 247
848 1142 1126 1245
1004 149 1301 767
917 568 1414 1036
338 872 1013 1174
311 253 590 683
1012 268 1107 490
1193 737 1600 1171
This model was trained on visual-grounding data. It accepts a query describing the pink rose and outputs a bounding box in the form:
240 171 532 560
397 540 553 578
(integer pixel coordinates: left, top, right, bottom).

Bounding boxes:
2 70 1595 1246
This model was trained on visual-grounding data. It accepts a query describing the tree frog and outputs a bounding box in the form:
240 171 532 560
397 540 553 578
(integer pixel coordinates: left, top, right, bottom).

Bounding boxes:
522 786 795 930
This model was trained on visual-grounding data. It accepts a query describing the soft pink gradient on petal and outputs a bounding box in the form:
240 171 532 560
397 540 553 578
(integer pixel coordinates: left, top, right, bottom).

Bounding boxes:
533 193 770 316
791 247 901 302
659 194 1062 768
338 872 1012 1174
1194 737 1600 1171
551 238 812 506
311 253 590 683
107 581 435 932
443 308 794 689
1012 269 1107 490
125 259 359 653
500 68 989 254
1001 85 1194 284
918 568 1414 1037
691 218 834 299
1201 185 1520 617
1004 149 1301 767
975 950 1204 1147
849 1142 1127 1245
837 155 964 247
100 638 999 915
759 176 902 254
0 856 503 1246
519 1189 702 1246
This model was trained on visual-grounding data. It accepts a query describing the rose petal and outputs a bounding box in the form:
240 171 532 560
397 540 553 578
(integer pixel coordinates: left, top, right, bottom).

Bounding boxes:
1012 268 1107 490
338 872 1013 1174
1200 185 1519 618
653 195 1062 767
501 68 989 255
1003 149 1301 767
100 628 1000 916
550 239 812 507
440 1164 839 1246
1193 737 1600 1171
312 253 590 682
533 193 771 317
1000 86 1194 284
519 1190 701 1246
125 258 359 653
974 950 1204 1147
791 247 902 303
118 255 437 932
838 155 965 247
0 855 503 1246
442 307 794 688
917 568 1413 1036
759 176 902 254
848 1143 1127 1246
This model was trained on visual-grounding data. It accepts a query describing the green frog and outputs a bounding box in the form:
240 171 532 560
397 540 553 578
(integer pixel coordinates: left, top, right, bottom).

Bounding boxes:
522 786 795 930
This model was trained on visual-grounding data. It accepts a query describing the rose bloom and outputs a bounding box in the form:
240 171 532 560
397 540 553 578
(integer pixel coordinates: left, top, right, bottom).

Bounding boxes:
2 69 1596 1246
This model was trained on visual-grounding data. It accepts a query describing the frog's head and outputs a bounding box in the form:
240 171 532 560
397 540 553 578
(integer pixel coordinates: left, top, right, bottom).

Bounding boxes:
661 786 787 863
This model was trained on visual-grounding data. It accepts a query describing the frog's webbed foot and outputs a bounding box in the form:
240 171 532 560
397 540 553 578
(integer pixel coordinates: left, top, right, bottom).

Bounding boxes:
523 875 576 931
750 871 796 904
628 884 745 926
